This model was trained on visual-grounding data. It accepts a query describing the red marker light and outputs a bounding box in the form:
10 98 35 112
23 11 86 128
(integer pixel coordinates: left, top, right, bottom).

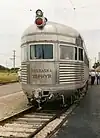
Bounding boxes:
35 18 43 26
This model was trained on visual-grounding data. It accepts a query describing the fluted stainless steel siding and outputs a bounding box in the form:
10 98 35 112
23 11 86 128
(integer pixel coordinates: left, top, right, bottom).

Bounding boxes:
59 62 84 84
21 63 28 84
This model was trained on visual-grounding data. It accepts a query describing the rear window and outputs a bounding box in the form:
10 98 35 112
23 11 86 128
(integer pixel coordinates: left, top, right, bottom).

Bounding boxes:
60 45 77 60
30 44 53 59
79 48 83 61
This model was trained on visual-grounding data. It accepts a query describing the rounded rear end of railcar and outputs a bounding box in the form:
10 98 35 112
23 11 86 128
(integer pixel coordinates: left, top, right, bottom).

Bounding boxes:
20 9 89 106
21 43 58 103
20 9 59 105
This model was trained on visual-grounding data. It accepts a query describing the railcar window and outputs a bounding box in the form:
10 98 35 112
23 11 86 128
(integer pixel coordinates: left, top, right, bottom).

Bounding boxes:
60 45 77 60
79 48 83 61
75 47 77 60
84 52 89 66
21 46 28 61
30 44 53 59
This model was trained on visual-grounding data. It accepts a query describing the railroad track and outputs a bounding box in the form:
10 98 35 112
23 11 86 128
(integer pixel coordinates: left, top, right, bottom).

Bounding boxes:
0 106 57 138
0 101 68 138
0 92 86 138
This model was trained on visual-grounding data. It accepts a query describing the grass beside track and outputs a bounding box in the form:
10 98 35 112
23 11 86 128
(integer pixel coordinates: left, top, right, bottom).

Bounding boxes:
0 72 18 84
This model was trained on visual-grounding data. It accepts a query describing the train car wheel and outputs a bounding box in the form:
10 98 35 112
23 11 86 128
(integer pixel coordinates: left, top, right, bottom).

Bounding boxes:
32 100 42 110
27 98 33 106
84 82 88 95
86 81 88 91
30 100 38 108
74 90 80 104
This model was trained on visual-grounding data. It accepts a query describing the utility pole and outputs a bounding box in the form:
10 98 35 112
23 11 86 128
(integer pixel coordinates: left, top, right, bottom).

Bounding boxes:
13 50 16 69
10 50 16 69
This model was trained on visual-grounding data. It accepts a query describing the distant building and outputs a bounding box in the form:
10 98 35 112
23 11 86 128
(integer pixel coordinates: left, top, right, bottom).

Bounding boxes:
89 58 92 69
98 52 100 62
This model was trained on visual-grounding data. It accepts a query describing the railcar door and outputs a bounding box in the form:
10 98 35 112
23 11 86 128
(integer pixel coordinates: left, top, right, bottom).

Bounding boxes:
29 43 56 85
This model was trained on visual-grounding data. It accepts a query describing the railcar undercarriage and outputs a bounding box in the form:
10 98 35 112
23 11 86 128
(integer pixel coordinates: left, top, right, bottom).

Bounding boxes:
26 81 88 109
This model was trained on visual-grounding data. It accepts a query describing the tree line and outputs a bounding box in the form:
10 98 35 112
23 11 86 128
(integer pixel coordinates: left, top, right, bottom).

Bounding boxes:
0 65 20 73
92 62 100 69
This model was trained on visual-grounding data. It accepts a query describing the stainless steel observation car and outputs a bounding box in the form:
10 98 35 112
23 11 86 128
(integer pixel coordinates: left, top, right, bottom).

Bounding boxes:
20 9 89 108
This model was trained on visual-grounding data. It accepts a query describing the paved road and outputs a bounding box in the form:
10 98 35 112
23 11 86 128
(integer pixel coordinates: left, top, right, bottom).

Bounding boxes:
0 83 22 97
53 85 100 138
0 91 28 120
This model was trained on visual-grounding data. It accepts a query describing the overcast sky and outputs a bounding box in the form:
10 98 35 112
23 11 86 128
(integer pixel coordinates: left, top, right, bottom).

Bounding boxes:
0 0 100 68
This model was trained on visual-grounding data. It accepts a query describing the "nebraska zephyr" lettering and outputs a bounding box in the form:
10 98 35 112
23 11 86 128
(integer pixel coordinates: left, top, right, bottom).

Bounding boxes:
31 69 52 73
32 74 52 79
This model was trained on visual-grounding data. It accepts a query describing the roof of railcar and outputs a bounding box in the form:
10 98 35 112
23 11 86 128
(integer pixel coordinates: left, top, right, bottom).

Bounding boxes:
22 21 80 38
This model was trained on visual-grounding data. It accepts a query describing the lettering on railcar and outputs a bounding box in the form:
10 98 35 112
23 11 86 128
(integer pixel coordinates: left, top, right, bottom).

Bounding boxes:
31 68 52 79
31 69 52 73
32 74 52 79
